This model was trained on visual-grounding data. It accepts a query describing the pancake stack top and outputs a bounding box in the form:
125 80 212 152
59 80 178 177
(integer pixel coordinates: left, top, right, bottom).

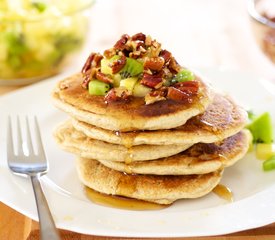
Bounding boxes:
53 33 249 205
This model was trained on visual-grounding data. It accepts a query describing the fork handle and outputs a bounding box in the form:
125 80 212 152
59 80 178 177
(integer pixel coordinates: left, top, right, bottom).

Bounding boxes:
31 176 61 240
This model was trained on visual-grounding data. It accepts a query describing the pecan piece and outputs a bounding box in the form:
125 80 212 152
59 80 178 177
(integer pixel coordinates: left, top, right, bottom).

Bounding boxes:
111 55 126 74
144 57 165 71
114 34 130 51
167 81 199 102
145 88 167 105
104 88 130 103
104 48 116 59
132 32 146 42
168 57 181 73
160 50 172 64
167 87 191 102
81 53 96 74
174 81 199 95
96 72 113 84
141 73 163 88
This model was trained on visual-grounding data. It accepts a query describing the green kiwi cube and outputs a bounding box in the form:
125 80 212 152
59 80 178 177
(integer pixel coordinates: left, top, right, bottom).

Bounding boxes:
133 82 151 97
175 69 195 82
120 58 143 78
247 112 273 144
88 80 110 96
120 77 138 92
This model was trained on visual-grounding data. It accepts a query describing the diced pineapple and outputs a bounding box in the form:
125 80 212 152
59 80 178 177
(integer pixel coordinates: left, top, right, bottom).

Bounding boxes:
120 77 138 93
133 82 151 97
113 74 121 87
101 58 112 75
256 143 275 160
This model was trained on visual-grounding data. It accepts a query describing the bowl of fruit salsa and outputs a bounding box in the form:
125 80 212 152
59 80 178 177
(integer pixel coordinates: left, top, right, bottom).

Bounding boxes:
0 0 94 85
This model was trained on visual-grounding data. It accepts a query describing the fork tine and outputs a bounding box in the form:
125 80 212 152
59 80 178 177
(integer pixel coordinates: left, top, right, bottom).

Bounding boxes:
34 116 46 157
25 116 34 155
7 116 14 156
16 116 24 156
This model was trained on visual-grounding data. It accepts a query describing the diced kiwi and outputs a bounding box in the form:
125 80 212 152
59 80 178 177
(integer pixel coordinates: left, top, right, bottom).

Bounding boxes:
120 58 143 78
263 155 275 171
88 80 110 96
174 69 195 82
133 82 151 97
247 112 273 144
256 143 275 160
120 77 138 93
113 74 121 87
101 55 120 75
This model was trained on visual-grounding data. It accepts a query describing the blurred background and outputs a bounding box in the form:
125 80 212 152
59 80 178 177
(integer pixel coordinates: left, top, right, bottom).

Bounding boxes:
86 0 275 78
0 0 275 85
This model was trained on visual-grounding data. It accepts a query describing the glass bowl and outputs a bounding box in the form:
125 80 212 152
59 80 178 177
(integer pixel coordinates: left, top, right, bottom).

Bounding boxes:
248 0 275 64
0 0 94 85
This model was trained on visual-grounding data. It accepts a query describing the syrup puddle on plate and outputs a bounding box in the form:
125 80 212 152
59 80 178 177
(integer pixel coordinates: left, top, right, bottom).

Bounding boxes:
212 184 233 202
85 187 167 211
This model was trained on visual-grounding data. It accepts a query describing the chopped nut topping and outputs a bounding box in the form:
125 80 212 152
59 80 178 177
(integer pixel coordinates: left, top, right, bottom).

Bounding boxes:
141 72 163 88
81 32 199 104
104 88 130 103
96 72 113 84
114 34 130 51
111 55 127 74
144 57 165 71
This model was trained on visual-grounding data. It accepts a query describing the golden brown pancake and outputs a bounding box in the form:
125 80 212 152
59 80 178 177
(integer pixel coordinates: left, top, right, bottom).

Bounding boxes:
54 120 193 162
76 157 223 204
52 73 214 131
97 130 251 175
71 94 248 146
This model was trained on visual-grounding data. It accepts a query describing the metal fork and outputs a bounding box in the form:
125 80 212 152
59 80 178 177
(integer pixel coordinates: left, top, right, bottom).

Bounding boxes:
7 116 60 240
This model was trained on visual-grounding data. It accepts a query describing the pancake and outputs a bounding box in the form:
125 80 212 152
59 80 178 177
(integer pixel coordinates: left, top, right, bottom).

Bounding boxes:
97 130 251 175
52 72 214 132
54 120 192 162
76 157 223 204
71 94 248 146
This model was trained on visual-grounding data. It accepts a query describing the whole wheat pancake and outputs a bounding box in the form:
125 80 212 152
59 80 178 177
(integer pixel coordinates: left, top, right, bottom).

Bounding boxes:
97 130 250 175
76 157 222 204
72 94 248 146
54 120 192 162
52 73 213 132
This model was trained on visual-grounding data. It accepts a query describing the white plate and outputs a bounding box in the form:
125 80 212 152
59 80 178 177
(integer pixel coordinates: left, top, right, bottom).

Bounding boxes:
0 69 275 237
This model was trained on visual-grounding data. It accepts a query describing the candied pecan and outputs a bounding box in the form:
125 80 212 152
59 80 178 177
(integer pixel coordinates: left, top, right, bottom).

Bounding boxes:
141 73 163 88
104 48 116 59
82 68 98 89
145 35 152 46
167 87 191 102
81 53 96 74
111 55 127 74
104 88 130 103
160 50 172 64
168 57 181 73
114 34 130 51
150 40 162 57
145 88 167 105
173 81 199 95
96 72 113 84
136 42 146 51
129 51 141 59
132 33 146 42
167 81 199 102
144 57 165 71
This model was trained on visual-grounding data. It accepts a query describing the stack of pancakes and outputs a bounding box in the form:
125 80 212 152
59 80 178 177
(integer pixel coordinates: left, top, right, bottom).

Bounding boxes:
52 73 249 205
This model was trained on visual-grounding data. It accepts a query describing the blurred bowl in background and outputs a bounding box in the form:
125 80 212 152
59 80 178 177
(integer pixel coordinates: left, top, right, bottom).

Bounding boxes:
0 0 94 85
248 0 275 64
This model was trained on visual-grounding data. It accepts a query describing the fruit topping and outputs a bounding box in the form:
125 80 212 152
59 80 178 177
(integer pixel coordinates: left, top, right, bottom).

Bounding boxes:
81 33 199 104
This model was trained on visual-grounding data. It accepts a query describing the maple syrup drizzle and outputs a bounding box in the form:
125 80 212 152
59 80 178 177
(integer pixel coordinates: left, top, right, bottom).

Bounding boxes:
85 187 166 210
212 184 233 202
